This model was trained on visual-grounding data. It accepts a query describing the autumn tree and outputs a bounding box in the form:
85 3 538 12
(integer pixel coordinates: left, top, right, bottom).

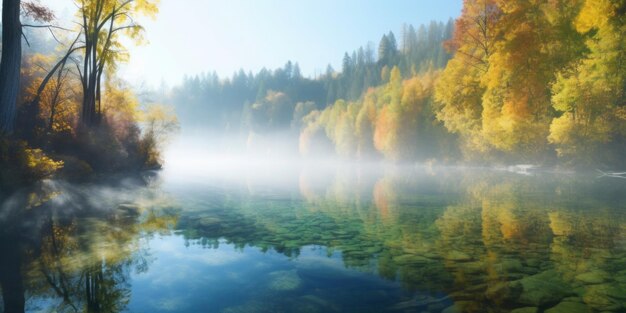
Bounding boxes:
24 54 80 134
246 90 294 133
479 0 584 159
355 92 377 159
0 0 55 134
436 0 586 161
434 0 501 158
301 67 445 162
75 0 158 127
373 67 433 161
548 0 626 165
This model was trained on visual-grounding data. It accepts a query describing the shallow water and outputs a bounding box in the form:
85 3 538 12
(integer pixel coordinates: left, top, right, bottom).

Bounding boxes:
1 164 625 313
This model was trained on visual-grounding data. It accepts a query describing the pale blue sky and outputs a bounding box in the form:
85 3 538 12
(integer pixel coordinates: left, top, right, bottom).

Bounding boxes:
47 0 462 86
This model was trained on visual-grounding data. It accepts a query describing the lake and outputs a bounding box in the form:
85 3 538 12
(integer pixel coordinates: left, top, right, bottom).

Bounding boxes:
1 162 625 313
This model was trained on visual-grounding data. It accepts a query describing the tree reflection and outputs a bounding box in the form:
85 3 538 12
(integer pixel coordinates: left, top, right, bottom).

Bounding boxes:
0 179 176 313
0 232 25 313
174 167 626 312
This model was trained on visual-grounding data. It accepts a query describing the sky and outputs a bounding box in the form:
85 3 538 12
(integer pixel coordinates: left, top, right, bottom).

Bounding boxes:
47 0 462 87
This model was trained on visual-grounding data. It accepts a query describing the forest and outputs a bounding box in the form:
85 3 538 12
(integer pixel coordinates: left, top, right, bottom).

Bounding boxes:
167 0 626 167
1 0 626 189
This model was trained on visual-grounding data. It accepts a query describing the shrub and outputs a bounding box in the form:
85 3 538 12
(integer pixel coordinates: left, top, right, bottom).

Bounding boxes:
0 138 63 186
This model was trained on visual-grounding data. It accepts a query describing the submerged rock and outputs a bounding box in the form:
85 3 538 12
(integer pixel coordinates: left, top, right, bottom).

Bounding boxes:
393 254 431 265
614 275 626 283
562 296 584 303
500 259 524 273
391 294 450 310
515 270 573 306
446 250 472 262
299 295 332 309
575 270 610 285
441 303 462 313
582 284 624 311
460 261 485 274
485 281 522 302
545 301 591 313
267 270 302 291
510 307 538 313
441 301 477 313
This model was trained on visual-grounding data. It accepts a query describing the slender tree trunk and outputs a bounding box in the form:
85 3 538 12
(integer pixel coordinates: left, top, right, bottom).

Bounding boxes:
81 32 99 127
96 72 102 122
48 68 65 132
0 0 22 135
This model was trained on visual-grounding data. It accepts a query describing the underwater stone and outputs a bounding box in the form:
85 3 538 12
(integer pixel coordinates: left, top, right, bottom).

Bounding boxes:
393 295 452 311
422 252 443 260
466 283 487 293
582 284 625 311
575 271 610 285
510 307 538 313
364 246 382 254
500 259 524 273
485 281 522 302
563 297 584 302
449 291 475 301
426 302 446 312
393 254 431 265
446 250 472 262
545 301 591 313
461 261 485 274
519 267 539 275
515 270 573 306
614 275 626 283
525 259 541 268
441 303 462 313
299 295 330 308
267 270 302 291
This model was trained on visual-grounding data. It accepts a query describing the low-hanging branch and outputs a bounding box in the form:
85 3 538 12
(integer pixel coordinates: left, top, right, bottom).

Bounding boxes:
30 33 84 108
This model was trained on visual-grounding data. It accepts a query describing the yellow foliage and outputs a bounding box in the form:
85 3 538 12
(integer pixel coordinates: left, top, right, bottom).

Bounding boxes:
434 55 486 155
141 104 179 143
103 78 141 139
0 139 63 185
548 0 626 163
22 54 81 134
302 71 440 162
575 0 610 33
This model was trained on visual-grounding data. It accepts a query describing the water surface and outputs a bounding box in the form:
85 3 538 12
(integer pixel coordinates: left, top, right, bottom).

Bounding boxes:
1 164 625 313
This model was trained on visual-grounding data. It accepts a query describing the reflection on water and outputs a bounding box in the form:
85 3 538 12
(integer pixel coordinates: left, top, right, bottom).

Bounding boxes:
0 178 177 313
1 166 625 313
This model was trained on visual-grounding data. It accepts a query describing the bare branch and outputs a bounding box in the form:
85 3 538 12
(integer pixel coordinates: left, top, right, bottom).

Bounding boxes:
22 24 72 31
21 32 32 47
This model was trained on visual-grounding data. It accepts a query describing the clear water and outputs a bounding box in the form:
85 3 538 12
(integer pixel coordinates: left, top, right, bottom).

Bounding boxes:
1 164 625 313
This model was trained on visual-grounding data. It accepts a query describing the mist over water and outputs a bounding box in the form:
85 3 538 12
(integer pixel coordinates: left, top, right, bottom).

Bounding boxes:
2 137 626 312
164 130 364 177
3 0 626 311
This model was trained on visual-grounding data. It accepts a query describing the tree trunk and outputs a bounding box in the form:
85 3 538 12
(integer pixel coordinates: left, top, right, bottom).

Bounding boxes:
0 234 25 313
0 0 22 135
